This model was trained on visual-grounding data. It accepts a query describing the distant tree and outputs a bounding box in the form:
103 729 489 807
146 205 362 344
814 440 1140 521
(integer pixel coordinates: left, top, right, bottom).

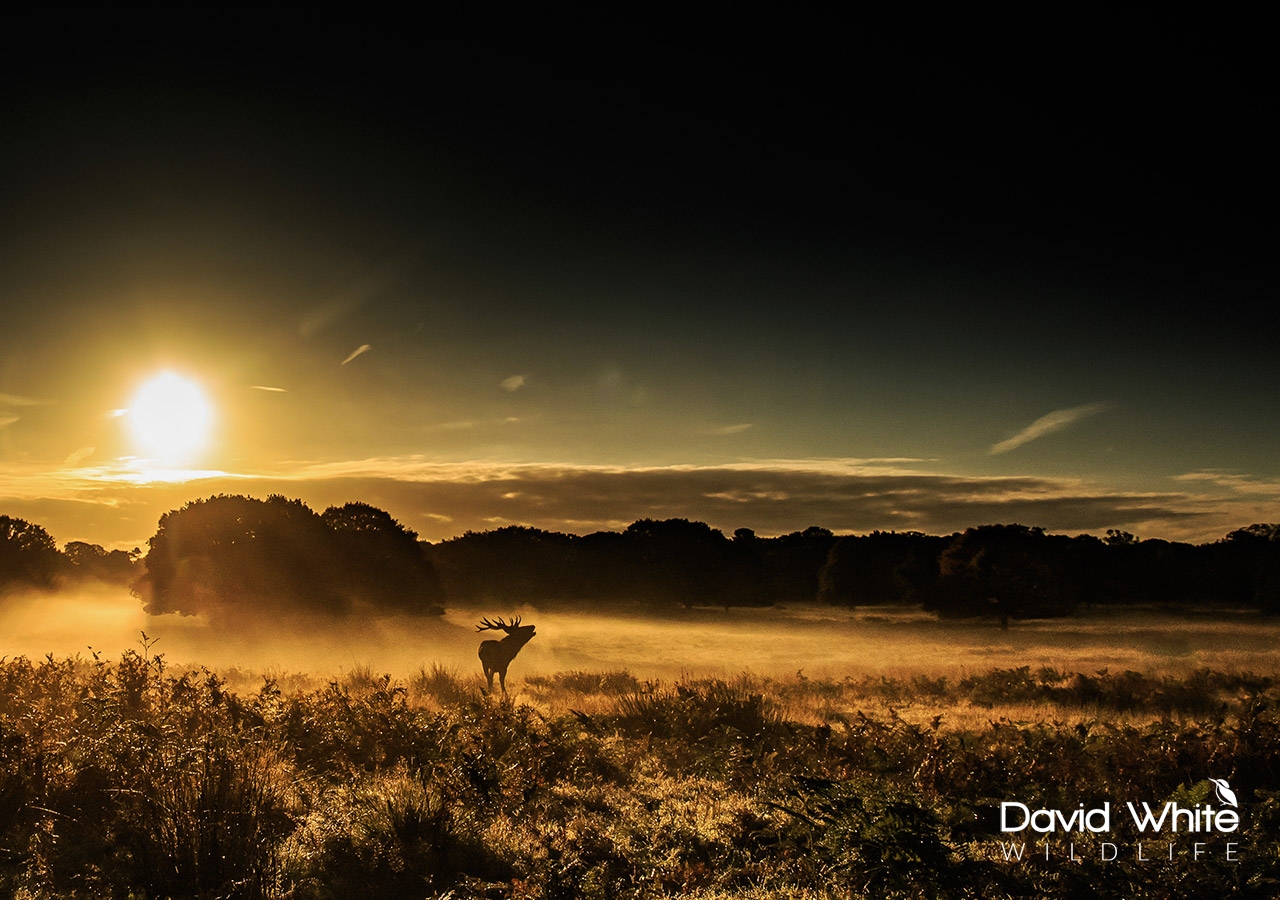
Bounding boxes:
1128 538 1209 606
430 526 578 602
624 518 733 607
1104 529 1138 546
818 531 943 607
64 541 139 585
572 530 640 603
725 527 775 607
765 526 837 603
0 515 62 590
322 502 442 612
927 524 1077 622
1216 524 1280 612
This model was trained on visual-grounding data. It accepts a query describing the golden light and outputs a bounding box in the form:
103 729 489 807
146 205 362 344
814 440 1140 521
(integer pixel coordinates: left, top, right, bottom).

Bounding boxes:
126 371 214 464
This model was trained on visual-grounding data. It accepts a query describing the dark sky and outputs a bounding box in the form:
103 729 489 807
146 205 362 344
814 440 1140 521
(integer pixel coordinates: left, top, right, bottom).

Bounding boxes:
1 13 1275 546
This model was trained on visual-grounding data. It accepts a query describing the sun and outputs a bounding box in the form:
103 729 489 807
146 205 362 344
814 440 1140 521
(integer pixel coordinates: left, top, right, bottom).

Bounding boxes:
126 371 214 464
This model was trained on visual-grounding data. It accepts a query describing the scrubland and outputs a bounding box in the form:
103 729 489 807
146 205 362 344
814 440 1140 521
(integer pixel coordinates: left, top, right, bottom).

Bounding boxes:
2 636 1279 899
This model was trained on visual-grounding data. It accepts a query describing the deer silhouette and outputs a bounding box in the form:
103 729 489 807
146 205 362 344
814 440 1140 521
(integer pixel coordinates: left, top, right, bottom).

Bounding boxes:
476 615 536 693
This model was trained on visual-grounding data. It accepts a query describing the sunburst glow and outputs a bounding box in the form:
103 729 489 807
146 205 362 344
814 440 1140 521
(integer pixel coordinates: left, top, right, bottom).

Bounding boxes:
126 372 214 464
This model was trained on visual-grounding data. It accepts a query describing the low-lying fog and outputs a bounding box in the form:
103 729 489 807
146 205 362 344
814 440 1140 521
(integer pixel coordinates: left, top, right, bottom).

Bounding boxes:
5 585 1279 681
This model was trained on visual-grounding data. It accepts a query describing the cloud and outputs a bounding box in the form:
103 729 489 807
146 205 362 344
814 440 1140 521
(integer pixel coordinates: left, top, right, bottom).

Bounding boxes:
64 447 94 466
706 423 753 436
3 455 1264 551
262 457 1215 543
991 402 1111 454
0 393 53 407
1175 470 1280 497
0 416 17 428
500 374 526 392
428 416 522 432
340 344 372 366
300 297 361 339
250 385 289 393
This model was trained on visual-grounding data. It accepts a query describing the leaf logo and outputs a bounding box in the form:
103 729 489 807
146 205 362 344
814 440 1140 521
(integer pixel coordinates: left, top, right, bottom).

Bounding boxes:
1209 778 1238 808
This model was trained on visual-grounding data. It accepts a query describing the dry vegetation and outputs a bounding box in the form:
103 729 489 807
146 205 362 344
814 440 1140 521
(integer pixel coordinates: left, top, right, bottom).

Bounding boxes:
2 642 1279 899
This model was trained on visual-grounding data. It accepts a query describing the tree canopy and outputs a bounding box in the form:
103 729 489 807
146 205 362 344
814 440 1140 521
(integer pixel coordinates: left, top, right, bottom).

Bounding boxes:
133 495 442 619
0 515 62 590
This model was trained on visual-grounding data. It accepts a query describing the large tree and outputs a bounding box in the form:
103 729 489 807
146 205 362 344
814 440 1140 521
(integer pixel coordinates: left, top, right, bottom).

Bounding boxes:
321 501 441 612
134 495 442 618
0 515 62 590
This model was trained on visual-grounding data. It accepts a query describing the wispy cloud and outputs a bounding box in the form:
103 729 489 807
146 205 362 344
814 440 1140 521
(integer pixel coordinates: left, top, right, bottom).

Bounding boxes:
706 423 753 436
64 447 94 466
250 385 289 393
0 416 18 428
427 416 523 432
991 402 1111 455
500 374 526 392
0 393 54 407
340 344 372 366
1175 470 1280 496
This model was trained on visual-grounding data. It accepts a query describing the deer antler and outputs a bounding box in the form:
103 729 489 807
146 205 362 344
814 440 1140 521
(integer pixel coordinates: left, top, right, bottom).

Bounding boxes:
477 616 511 632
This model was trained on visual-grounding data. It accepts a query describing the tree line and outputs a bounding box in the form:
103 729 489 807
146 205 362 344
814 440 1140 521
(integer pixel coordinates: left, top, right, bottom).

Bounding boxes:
2 495 1278 622
0 514 138 591
432 520 1280 620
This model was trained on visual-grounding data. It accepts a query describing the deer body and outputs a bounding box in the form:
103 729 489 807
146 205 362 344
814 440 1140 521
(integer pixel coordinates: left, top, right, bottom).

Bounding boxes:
477 615 536 693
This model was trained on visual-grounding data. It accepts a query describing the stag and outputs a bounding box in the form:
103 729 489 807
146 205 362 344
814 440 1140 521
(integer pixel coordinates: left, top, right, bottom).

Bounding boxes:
476 615 536 693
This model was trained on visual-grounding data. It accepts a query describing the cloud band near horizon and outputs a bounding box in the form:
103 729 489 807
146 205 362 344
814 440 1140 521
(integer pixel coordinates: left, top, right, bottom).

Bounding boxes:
1 456 1253 551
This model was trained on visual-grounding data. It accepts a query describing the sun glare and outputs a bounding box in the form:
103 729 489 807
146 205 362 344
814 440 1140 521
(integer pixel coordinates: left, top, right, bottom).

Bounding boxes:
127 371 214 464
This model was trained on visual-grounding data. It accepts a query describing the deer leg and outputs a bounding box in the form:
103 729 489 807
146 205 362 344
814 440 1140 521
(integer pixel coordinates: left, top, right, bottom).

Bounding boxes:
498 667 507 693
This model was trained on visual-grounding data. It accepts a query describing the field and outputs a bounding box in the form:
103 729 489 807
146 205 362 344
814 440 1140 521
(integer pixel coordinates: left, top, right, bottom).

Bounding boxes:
7 586 1280 681
2 594 1279 897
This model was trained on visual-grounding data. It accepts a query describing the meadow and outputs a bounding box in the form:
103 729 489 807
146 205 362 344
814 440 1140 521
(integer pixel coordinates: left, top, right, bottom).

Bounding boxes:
1 593 1279 897
6 584 1280 681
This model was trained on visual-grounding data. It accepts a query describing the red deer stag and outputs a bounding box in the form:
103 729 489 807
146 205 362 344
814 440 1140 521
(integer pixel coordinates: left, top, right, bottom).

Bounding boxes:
476 615 536 693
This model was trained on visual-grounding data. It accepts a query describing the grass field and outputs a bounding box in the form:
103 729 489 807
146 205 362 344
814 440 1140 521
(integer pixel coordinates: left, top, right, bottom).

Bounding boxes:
2 592 1279 897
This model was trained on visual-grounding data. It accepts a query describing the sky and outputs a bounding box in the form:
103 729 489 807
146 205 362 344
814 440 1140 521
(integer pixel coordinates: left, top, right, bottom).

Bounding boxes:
1 14 1275 551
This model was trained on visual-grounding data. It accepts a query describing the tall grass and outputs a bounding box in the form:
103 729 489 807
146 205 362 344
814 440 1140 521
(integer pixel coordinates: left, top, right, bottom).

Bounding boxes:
0 648 1277 897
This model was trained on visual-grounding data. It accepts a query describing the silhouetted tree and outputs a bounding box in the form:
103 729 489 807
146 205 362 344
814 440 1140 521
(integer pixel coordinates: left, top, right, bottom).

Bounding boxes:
429 526 578 602
573 530 642 603
624 518 733 607
134 495 442 619
725 528 775 607
1104 529 1138 546
0 515 62 590
1128 538 1208 607
323 501 442 612
927 524 1078 622
818 531 943 607
63 541 139 585
766 526 837 603
1216 524 1280 613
